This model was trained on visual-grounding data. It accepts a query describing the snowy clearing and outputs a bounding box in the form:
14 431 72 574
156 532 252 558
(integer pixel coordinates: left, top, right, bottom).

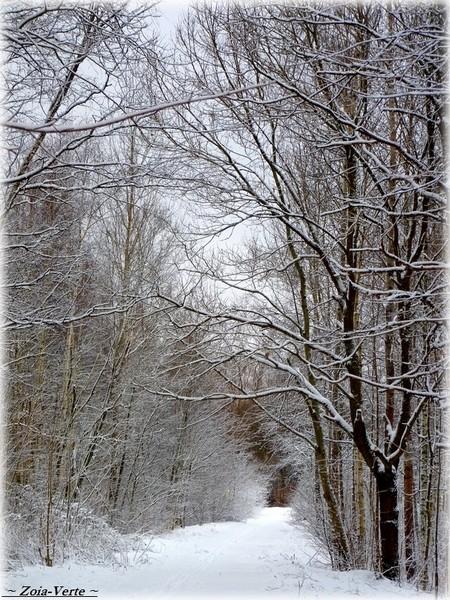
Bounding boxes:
4 507 431 599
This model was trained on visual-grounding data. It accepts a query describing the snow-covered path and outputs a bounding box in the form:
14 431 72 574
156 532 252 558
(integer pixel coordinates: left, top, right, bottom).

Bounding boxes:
5 507 431 598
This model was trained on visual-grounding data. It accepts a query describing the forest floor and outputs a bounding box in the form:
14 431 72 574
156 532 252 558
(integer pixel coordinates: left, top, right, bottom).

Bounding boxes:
5 507 431 599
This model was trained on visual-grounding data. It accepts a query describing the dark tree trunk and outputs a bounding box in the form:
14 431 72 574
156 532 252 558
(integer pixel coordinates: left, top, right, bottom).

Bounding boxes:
376 466 399 580
404 451 416 580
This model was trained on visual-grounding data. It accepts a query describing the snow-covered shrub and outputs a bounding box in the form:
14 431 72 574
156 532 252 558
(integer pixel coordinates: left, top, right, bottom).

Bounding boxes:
6 486 133 568
290 474 329 558
6 486 41 568
54 503 130 565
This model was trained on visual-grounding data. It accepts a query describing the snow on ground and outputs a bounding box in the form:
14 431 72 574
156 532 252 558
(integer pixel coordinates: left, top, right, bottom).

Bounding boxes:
4 507 431 599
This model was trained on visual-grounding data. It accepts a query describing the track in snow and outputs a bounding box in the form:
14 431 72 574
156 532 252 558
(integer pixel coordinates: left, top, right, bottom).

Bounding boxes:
5 507 431 598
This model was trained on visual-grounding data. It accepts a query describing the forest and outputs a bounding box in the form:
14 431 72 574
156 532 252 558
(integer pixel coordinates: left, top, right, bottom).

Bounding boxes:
4 1 447 596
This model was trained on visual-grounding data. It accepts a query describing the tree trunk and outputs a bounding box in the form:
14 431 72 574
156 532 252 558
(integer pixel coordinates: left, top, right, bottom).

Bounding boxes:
376 466 399 579
353 447 366 566
403 450 416 580
312 413 351 570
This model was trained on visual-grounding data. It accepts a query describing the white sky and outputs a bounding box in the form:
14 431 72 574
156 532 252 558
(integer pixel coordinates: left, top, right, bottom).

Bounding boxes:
156 0 192 41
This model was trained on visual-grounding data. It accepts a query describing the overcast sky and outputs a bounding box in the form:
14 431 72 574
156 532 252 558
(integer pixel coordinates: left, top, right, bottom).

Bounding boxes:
156 0 191 42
